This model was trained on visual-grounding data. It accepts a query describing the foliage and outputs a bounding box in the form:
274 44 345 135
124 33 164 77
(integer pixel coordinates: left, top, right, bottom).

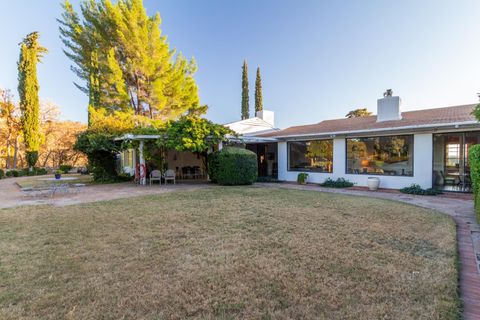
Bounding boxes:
0 89 22 169
59 165 73 172
255 67 263 113
345 108 372 118
165 116 230 153
0 169 4 179
17 32 47 168
58 0 205 121
208 147 257 185
241 60 249 119
297 172 309 184
74 130 125 182
320 177 355 188
468 145 480 222
400 184 441 196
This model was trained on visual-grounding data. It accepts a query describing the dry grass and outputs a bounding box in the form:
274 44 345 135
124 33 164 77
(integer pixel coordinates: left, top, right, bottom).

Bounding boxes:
0 186 459 319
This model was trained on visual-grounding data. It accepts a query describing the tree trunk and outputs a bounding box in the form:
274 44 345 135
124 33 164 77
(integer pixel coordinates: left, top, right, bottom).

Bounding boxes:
12 137 18 169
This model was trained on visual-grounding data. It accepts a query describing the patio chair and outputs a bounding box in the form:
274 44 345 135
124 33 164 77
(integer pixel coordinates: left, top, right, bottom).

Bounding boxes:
150 169 162 186
164 169 176 185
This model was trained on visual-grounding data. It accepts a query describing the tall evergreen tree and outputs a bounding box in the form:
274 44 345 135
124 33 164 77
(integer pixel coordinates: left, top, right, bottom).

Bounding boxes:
17 32 47 169
241 60 249 120
255 67 263 113
58 0 204 123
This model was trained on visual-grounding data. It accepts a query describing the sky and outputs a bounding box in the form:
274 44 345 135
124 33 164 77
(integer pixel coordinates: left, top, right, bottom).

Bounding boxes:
0 0 480 128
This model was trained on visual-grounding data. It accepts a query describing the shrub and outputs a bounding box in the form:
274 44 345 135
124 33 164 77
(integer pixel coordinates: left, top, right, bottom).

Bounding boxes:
59 165 73 172
75 131 123 182
35 168 48 175
400 184 441 196
10 170 19 177
0 169 4 179
6 171 13 177
208 147 257 185
469 145 480 222
297 173 309 184
320 177 354 188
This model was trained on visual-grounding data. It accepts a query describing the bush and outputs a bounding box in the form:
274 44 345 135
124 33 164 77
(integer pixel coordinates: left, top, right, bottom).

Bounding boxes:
0 169 4 179
469 145 480 222
400 184 441 196
59 165 73 173
6 171 13 177
208 147 257 185
320 177 354 188
10 170 19 177
297 173 309 184
256 176 282 183
35 168 48 175
75 131 123 182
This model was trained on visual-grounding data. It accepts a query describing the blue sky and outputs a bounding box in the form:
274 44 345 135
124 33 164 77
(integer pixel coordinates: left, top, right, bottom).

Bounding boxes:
0 0 479 128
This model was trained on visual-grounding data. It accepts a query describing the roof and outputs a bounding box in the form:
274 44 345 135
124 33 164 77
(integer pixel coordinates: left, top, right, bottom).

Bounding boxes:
224 117 279 135
259 104 479 138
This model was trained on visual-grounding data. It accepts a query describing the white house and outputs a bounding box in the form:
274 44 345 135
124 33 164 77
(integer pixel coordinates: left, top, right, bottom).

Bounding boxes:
246 91 480 192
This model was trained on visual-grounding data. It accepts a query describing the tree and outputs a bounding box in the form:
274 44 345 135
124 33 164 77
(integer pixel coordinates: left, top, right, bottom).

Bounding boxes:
165 116 231 172
58 0 205 123
0 89 22 169
17 32 47 169
255 67 263 113
241 60 249 119
345 108 372 118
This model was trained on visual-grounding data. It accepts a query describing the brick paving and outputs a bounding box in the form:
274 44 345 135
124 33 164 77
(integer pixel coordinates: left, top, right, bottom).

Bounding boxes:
259 182 480 320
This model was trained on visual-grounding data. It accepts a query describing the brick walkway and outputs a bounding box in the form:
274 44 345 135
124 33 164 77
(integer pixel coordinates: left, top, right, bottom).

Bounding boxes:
259 182 480 319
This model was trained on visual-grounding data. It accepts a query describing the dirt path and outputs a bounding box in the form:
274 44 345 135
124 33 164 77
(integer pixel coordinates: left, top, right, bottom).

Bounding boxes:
0 177 209 209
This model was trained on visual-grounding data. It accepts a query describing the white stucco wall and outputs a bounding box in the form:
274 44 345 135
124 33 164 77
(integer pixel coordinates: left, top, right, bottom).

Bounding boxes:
278 133 433 189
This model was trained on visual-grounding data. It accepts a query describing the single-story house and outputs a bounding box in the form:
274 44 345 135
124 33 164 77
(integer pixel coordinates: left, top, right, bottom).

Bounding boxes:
244 91 480 192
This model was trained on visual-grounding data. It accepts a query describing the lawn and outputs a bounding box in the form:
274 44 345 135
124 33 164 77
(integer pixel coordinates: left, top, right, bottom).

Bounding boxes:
0 186 459 319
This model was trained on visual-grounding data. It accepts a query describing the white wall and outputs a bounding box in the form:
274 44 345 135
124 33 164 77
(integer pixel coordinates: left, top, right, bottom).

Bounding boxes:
278 133 433 189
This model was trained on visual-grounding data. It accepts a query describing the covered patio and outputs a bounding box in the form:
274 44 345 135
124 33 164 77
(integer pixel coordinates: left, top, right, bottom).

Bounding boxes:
115 134 214 185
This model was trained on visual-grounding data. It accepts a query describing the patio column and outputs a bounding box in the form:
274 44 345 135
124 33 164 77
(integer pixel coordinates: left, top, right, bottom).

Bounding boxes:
139 140 146 185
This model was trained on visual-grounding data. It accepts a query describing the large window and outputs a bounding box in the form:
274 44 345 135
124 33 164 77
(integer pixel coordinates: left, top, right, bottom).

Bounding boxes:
346 135 413 176
288 140 333 172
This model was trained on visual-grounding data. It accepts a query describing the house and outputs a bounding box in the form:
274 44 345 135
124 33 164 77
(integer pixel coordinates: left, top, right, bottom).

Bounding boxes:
245 91 480 192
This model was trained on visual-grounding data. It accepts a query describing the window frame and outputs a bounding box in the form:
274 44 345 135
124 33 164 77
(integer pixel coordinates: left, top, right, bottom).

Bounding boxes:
287 139 334 173
345 134 414 177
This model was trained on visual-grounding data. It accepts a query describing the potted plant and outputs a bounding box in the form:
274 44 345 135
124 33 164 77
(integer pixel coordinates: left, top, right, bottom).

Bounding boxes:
367 177 380 191
297 172 309 185
55 170 63 180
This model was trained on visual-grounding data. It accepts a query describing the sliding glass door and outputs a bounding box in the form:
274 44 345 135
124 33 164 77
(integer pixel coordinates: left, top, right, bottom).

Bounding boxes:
433 131 480 192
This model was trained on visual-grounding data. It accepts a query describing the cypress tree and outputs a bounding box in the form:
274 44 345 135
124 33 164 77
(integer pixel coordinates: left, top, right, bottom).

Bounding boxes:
241 60 249 120
17 32 47 169
255 67 263 113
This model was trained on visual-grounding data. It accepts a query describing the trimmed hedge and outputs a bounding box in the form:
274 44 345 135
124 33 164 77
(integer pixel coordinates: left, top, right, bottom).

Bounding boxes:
208 147 257 185
0 169 4 179
469 144 480 223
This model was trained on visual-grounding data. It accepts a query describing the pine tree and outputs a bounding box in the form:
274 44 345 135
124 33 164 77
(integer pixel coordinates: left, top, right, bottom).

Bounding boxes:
255 67 263 113
58 0 204 123
241 60 249 120
17 32 47 169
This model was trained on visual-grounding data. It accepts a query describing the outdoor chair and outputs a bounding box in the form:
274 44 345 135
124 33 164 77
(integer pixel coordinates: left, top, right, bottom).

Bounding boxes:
164 169 176 185
150 169 162 186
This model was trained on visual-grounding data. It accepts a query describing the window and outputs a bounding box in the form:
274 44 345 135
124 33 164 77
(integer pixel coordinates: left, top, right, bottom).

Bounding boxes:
288 140 333 172
346 135 413 176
